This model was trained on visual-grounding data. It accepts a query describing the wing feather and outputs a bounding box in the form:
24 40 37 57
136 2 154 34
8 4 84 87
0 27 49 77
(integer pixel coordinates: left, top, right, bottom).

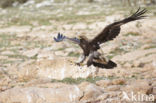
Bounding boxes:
54 33 80 44
90 8 147 45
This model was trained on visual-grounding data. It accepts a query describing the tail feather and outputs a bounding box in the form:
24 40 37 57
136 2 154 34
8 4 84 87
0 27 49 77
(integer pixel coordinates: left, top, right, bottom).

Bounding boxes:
92 60 117 69
123 8 147 23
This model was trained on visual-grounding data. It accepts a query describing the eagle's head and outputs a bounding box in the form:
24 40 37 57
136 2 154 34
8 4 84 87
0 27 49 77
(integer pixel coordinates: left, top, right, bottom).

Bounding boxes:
78 35 89 50
79 35 88 42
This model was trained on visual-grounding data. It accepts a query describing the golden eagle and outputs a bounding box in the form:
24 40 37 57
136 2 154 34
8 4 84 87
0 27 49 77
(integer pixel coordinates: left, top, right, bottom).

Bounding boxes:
54 8 147 68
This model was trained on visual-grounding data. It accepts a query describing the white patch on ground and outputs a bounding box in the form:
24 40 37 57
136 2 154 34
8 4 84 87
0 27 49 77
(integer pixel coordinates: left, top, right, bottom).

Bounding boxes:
152 61 156 69
26 91 32 103
61 59 66 79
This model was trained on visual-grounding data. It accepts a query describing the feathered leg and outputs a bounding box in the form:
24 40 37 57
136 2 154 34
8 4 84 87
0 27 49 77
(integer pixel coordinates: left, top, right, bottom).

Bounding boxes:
76 54 86 66
87 52 94 67
88 51 117 69
87 51 101 67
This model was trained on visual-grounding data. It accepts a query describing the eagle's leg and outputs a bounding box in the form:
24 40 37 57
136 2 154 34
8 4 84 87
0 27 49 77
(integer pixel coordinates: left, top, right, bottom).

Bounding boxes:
87 52 95 67
76 54 86 66
87 51 105 67
93 51 101 59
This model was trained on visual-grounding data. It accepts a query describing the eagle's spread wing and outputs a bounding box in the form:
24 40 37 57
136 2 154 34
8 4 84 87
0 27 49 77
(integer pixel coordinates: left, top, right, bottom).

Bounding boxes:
90 8 147 45
54 33 80 44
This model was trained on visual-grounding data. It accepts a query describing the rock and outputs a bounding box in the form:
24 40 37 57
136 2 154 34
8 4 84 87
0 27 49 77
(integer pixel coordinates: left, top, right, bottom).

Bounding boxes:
96 91 122 103
122 80 152 94
113 48 156 62
63 24 73 30
105 15 123 24
0 55 8 59
88 23 98 30
124 62 132 68
96 93 109 100
76 11 92 15
22 48 40 58
96 69 115 77
106 85 120 91
96 80 113 87
0 86 83 103
112 78 126 85
36 0 54 8
37 51 55 60
79 83 104 101
24 79 73 89
78 82 91 90
55 51 68 56
1 51 14 55
152 81 156 87
7 60 37 82
141 44 152 50
72 23 87 30
65 47 77 52
35 82 70 89
51 42 67 50
152 61 156 69
133 61 145 67
152 87 156 95
8 58 98 80
0 26 31 34
0 76 12 91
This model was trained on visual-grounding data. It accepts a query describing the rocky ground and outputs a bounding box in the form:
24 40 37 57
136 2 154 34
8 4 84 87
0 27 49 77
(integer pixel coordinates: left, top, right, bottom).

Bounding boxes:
0 0 156 103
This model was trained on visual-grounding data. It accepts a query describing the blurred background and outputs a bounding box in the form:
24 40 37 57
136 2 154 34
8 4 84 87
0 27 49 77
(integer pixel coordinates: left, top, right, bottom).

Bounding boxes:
0 0 155 27
0 0 156 8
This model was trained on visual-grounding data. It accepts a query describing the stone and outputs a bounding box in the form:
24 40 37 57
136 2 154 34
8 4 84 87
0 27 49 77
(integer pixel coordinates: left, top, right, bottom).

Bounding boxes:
55 51 68 56
79 83 104 101
112 78 126 85
37 51 55 60
152 81 156 87
122 80 152 94
78 82 90 90
96 80 113 87
1 51 14 55
8 62 38 82
0 76 12 91
8 58 98 80
0 86 83 103
113 48 156 62
97 91 122 103
88 23 98 29
63 24 73 30
22 48 40 58
72 23 87 30
0 26 31 34
152 87 156 95
124 62 132 68
0 55 8 59
106 85 120 91
97 93 109 100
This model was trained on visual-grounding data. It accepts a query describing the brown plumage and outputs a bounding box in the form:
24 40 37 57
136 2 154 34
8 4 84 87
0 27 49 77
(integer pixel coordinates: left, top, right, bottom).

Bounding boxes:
90 8 146 46
54 8 147 68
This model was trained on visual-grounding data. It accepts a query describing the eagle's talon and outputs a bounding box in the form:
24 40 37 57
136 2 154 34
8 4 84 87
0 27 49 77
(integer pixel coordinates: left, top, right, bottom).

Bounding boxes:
68 60 83 66
68 60 75 65
76 63 84 66
76 63 80 66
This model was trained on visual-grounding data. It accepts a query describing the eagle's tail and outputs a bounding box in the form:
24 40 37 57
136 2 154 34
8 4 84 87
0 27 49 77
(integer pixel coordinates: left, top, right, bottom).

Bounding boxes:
122 8 147 24
92 60 117 69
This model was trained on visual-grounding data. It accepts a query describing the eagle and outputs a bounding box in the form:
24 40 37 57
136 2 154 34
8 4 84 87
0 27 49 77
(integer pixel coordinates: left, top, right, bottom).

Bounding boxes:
54 8 147 68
